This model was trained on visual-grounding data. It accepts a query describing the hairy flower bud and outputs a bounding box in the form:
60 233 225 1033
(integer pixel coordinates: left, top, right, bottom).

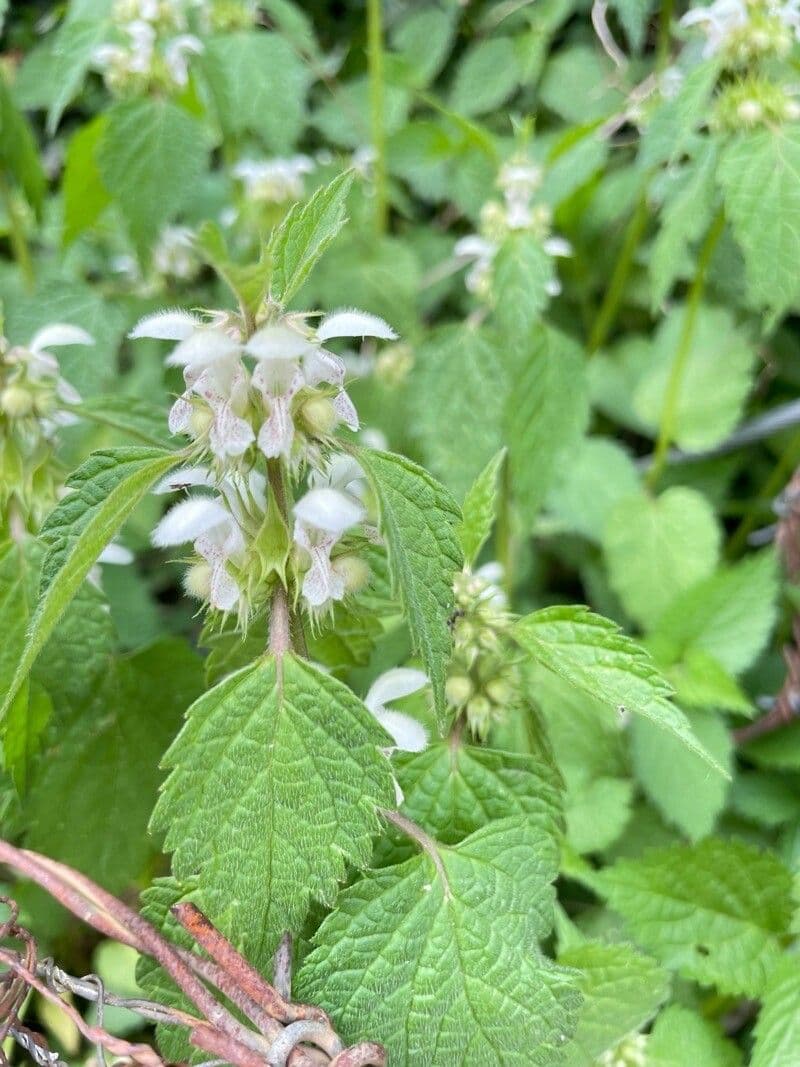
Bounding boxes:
331 554 371 594
300 395 338 437
0 385 35 418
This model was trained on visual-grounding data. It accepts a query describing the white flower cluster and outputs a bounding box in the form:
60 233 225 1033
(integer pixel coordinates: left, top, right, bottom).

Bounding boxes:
152 225 200 281
680 0 800 62
454 156 572 299
0 324 90 432
93 0 205 95
133 306 398 622
233 156 316 205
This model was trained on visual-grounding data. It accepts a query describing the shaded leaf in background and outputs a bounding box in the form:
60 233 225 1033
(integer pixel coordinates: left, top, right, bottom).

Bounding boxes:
647 1005 742 1066
458 448 506 565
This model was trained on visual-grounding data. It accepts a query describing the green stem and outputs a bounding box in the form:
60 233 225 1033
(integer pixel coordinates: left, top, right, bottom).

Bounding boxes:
0 172 34 291
495 454 514 598
646 209 725 491
656 0 676 71
266 458 307 657
588 193 648 354
366 0 388 234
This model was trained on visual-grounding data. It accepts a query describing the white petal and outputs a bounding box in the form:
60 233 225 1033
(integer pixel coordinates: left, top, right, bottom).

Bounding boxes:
129 309 202 340
317 309 397 342
302 547 345 607
56 378 82 405
30 324 94 351
153 466 214 494
544 236 573 258
365 668 429 712
245 325 313 360
168 395 193 435
475 561 504 585
210 405 255 458
152 497 230 547
372 709 428 752
333 389 359 431
166 328 241 368
303 346 345 387
453 235 495 262
97 542 133 565
258 395 295 458
294 487 364 535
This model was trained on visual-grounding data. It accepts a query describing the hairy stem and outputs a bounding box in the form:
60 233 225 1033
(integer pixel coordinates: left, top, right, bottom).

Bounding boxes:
647 208 725 490
366 0 388 234
588 192 648 354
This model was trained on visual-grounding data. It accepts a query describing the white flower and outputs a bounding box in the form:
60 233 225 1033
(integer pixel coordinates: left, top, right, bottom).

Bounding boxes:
163 33 203 86
454 234 497 295
152 467 264 613
679 0 749 55
293 486 365 611
130 312 253 461
233 156 315 203
364 668 429 752
473 561 508 610
153 225 199 280
2 324 93 425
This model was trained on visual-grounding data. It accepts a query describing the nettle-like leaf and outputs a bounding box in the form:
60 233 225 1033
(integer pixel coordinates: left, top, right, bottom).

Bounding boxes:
97 98 210 254
200 31 310 151
493 232 556 352
506 325 589 528
545 436 640 543
74 394 175 447
448 36 521 117
62 116 111 246
646 550 779 676
0 78 46 216
45 14 112 135
458 448 506 567
647 1005 741 1067
751 956 800 1067
565 776 634 856
0 540 39 786
357 448 462 726
638 59 719 169
268 170 353 305
194 221 272 318
630 709 733 840
384 740 563 865
602 487 721 631
650 142 719 308
296 818 581 1066
557 940 669 1066
152 654 396 968
25 639 203 894
413 324 508 499
0 447 180 728
634 305 756 452
513 606 726 773
599 838 794 997
718 125 800 316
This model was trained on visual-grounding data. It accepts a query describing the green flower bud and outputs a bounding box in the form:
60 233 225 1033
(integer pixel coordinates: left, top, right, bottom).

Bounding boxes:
0 385 34 418
445 674 473 707
184 561 212 601
300 395 338 436
332 554 370 594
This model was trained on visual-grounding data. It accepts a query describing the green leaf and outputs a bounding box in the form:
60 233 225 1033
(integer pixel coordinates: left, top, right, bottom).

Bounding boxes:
391 7 456 88
3 682 51 796
506 325 589 528
557 940 669 1065
152 654 395 967
388 740 562 861
357 448 461 725
648 1005 742 1067
194 221 271 317
97 98 209 254
634 305 756 452
413 322 507 497
650 143 719 308
514 606 727 774
62 117 111 246
630 709 733 840
74 394 174 447
718 125 800 316
664 649 753 715
646 551 779 675
449 37 520 117
539 45 623 123
0 448 179 728
25 640 202 893
296 818 581 1066
602 487 720 630
268 170 353 305
565 776 634 855
599 838 794 996
413 324 508 499
46 17 111 135
200 31 309 151
493 233 556 351
545 437 640 542
458 448 506 566
639 60 719 169
0 79 45 216
751 956 800 1067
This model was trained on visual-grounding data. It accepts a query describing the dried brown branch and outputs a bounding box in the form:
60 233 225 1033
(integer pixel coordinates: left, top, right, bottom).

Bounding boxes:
0 841 387 1067
734 470 800 744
